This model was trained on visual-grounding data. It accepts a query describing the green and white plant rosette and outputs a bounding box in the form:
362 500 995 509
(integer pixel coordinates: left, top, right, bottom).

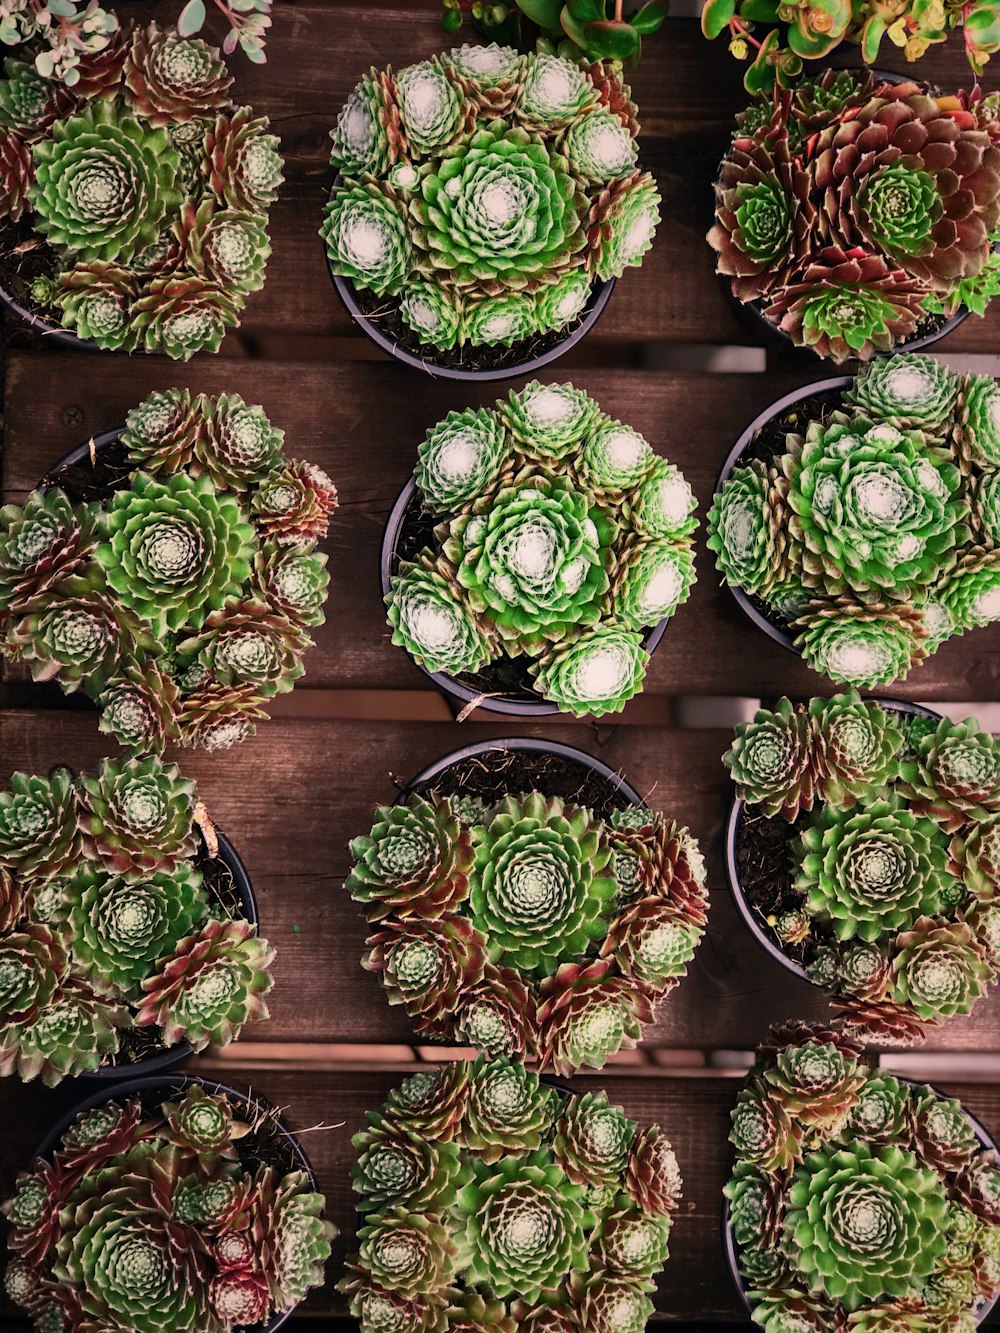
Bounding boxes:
0 20 283 359
0 757 274 1086
347 736 708 1076
341 1056 682 1331
3 1074 335 1332
725 1022 1000 1332
708 353 1000 690
322 45 661 374
725 692 1000 1045
382 380 697 717
0 387 337 754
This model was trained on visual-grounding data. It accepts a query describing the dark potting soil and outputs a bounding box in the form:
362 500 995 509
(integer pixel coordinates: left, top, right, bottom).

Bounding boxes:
408 746 639 820
0 218 77 339
734 803 812 969
100 834 247 1072
40 430 130 500
349 276 598 375
729 384 845 640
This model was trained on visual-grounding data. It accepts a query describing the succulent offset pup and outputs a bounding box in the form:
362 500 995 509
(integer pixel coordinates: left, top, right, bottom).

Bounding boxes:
386 381 696 715
726 1022 1000 1330
708 353 1000 689
3 1081 334 1330
0 388 336 752
726 693 1000 1043
0 20 282 358
322 45 661 364
709 71 1000 362
0 758 274 1085
348 786 708 1073
342 1057 681 1329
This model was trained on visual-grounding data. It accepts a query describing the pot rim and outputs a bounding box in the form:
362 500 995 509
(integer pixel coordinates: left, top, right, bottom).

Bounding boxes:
327 259 616 383
398 734 646 808
724 697 944 984
721 1075 1000 1324
379 475 672 717
26 1071 319 1333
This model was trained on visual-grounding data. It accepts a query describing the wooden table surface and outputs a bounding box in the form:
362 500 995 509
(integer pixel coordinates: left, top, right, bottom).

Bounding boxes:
3 0 1000 1326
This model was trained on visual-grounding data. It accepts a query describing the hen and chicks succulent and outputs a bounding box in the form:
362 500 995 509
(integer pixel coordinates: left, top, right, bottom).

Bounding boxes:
710 71 1000 362
0 20 282 357
709 354 1000 688
0 758 273 1085
343 1057 680 1331
0 388 336 752
386 381 696 715
348 780 707 1074
727 694 1000 1041
3 1082 333 1331
727 1024 1000 1331
323 45 660 358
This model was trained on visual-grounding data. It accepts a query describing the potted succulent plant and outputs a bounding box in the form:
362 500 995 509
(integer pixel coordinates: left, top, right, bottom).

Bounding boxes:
321 42 661 379
707 353 1000 689
0 387 336 752
708 70 1000 363
341 1055 681 1329
0 17 283 357
0 756 274 1084
724 692 1000 1044
440 0 668 63
3 1074 334 1331
724 1022 1000 1329
347 735 708 1074
383 380 697 716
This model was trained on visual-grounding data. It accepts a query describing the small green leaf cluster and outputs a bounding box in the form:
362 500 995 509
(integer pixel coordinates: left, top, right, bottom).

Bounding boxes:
0 758 274 1085
348 786 707 1073
727 1024 1000 1330
726 694 1000 1039
3 1082 334 1330
709 355 1000 690
440 0 668 63
0 389 336 753
386 382 696 716
342 1056 680 1327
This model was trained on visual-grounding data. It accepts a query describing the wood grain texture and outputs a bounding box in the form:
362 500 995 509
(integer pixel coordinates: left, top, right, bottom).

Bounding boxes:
5 708 1000 1054
8 352 1000 702
0 1067 998 1324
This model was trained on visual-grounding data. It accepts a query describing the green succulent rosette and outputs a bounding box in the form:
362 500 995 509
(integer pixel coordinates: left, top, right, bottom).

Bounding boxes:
534 270 593 333
936 546 1000 631
463 1055 555 1161
0 489 97 614
707 460 786 597
578 420 656 499
891 918 993 1020
463 292 537 347
783 415 967 602
443 475 615 654
609 536 695 631
500 381 601 458
252 543 329 629
725 696 818 821
810 692 903 807
321 181 411 296
0 770 81 884
399 281 463 350
531 625 648 717
93 471 255 637
794 601 927 688
847 1072 910 1144
329 71 392 177
0 60 51 135
470 793 615 975
386 557 497 676
845 355 961 434
416 408 513 514
30 100 182 265
78 756 197 880
0 978 125 1085
551 1089 635 1187
353 1115 470 1215
952 813 1000 899
55 262 140 351
397 58 465 156
564 110 638 185
516 53 595 130
196 392 286 492
785 1142 949 1308
961 373 1000 468
971 469 1000 545
355 1207 457 1298
794 799 950 942
412 120 586 289
897 716 1000 832
589 171 661 281
348 794 474 922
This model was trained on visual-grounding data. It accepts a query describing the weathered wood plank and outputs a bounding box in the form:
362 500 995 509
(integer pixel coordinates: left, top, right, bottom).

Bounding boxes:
8 352 1000 702
0 1068 998 1323
5 709 1000 1054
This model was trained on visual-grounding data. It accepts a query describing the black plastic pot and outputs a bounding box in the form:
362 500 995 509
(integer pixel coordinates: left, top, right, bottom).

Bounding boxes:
714 374 852 654
329 261 615 383
28 1072 319 1333
380 477 672 717
39 427 124 495
85 827 257 1081
0 274 103 353
722 1078 1000 1325
400 734 646 810
724 698 943 983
